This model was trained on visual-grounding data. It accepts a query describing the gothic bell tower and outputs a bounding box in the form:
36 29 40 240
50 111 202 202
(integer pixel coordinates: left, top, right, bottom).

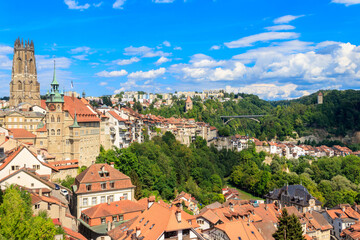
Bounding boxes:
46 62 65 160
9 37 40 107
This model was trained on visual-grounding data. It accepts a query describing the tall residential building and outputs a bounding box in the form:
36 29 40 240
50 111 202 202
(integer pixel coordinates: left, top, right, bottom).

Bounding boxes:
9 38 40 107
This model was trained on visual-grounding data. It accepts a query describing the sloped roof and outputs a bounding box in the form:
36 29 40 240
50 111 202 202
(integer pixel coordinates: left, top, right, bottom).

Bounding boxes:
215 220 265 240
82 200 145 219
0 168 55 189
185 96 192 103
9 128 36 139
108 111 127 122
63 96 100 123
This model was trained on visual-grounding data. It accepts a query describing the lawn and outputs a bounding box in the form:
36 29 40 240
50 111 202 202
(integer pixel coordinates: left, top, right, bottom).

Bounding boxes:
225 180 264 200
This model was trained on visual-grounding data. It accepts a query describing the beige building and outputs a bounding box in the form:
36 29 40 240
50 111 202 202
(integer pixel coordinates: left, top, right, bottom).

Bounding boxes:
9 38 40 107
0 111 45 133
44 67 101 166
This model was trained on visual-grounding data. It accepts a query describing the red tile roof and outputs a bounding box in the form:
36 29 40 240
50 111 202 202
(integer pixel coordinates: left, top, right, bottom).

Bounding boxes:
63 227 87 240
9 128 36 139
82 200 145 219
108 111 127 122
63 96 100 123
36 124 47 132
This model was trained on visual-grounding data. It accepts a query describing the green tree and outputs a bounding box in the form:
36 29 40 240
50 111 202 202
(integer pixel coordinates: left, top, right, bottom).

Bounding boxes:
273 208 305 240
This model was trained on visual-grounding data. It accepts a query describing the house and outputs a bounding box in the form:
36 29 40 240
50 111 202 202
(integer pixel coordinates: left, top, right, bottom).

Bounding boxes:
341 222 360 240
265 184 322 213
222 187 239 200
107 201 203 240
173 191 199 214
208 220 265 240
322 204 360 239
72 163 135 218
0 145 57 179
9 128 37 145
79 200 145 240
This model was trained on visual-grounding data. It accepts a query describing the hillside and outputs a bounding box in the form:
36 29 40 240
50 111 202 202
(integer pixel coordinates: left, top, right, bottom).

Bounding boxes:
143 90 360 144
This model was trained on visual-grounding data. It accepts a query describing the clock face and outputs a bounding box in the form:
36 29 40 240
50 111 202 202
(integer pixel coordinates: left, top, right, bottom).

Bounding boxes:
49 104 56 111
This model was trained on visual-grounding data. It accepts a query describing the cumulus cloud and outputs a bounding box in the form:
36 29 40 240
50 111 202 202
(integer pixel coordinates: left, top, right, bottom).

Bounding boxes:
64 0 90 10
113 0 127 9
265 25 295 31
96 70 128 77
174 46 182 50
36 55 72 70
332 0 360 6
225 32 300 48
70 46 91 54
128 68 166 79
210 45 221 50
273 15 305 24
0 45 12 70
155 56 171 65
114 57 140 65
0 45 12 54
124 46 171 58
163 41 171 47
225 84 310 100
99 82 108 86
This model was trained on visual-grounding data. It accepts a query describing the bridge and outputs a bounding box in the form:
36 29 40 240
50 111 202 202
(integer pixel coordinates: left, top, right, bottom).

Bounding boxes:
220 115 265 124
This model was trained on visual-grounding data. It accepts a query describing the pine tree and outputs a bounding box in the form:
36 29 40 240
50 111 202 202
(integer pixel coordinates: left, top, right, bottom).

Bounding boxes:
273 208 305 240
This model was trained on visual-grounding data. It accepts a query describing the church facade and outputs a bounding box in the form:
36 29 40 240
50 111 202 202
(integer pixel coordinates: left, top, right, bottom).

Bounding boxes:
9 38 40 107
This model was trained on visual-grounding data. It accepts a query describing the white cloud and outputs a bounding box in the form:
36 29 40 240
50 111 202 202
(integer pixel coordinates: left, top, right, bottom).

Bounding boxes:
163 41 171 47
174 46 182 50
72 55 88 60
225 84 310 100
124 46 171 58
36 55 72 70
128 68 166 79
70 46 91 54
210 45 221 50
265 25 295 31
153 0 175 3
0 55 12 70
332 0 360 6
155 56 171 65
64 0 90 10
113 0 127 9
96 70 128 77
0 45 12 54
99 82 108 86
93 2 103 7
114 57 140 65
274 15 304 24
225 32 300 48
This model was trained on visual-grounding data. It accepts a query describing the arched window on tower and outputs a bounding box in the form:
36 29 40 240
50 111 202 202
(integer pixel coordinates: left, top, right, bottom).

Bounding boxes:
57 116 61 122
57 129 61 135
51 129 55 136
18 81 22 90
51 116 55 122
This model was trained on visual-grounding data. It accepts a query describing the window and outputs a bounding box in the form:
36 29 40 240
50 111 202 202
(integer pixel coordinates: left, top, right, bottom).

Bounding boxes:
101 196 106 203
92 197 97 205
123 193 128 200
51 116 55 122
150 224 155 230
101 182 106 189
51 129 55 135
101 218 106 224
57 116 61 122
48 203 51 210
119 215 124 221
86 184 92 191
83 198 88 206
107 195 114 203
35 204 40 209
113 216 117 222
31 183 34 187
57 129 60 135
65 112 69 117
40 141 43 146
183 230 190 236
110 182 115 189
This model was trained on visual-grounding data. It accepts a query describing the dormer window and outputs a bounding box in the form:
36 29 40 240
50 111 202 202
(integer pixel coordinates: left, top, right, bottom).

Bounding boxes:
101 182 106 189
86 184 92 191
110 182 115 188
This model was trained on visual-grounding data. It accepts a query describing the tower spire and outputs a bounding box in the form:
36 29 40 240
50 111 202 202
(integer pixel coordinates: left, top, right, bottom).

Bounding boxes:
51 60 59 86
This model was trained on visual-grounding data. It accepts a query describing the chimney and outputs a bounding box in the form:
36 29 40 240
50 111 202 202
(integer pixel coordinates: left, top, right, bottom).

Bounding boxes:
110 162 115 168
176 209 182 222
136 226 141 237
265 204 268 210
247 217 250 226
229 204 234 212
107 197 111 205
107 220 111 231
148 196 155 209
39 188 42 197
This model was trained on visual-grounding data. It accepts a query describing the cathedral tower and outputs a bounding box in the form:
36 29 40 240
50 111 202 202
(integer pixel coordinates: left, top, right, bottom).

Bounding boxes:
9 38 40 107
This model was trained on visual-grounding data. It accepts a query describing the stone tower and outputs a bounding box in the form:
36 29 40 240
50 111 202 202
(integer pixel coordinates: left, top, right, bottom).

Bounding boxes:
185 96 193 112
46 62 65 160
9 38 40 107
317 92 323 105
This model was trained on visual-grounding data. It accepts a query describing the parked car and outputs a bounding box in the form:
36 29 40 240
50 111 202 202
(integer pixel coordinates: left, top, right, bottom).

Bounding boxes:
54 184 60 190
60 189 68 196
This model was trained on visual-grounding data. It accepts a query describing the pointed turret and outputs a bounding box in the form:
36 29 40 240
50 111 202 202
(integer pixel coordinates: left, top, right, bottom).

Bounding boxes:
70 110 80 128
46 60 64 103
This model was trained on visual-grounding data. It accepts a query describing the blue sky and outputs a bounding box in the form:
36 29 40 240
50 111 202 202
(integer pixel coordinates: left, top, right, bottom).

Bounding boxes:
0 0 360 100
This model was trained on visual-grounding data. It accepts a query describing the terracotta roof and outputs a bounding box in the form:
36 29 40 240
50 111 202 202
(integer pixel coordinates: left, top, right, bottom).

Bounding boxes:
108 111 127 122
9 128 36 139
63 227 87 240
185 96 192 103
108 203 199 240
31 193 66 207
74 163 134 194
82 200 145 219
0 168 55 189
215 220 265 240
41 100 47 109
198 208 222 224
63 96 100 123
36 124 47 132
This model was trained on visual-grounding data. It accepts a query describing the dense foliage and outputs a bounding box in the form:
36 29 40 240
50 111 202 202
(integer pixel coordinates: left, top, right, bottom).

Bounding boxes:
97 132 241 205
144 90 360 141
229 148 360 208
0 186 63 239
273 208 305 240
